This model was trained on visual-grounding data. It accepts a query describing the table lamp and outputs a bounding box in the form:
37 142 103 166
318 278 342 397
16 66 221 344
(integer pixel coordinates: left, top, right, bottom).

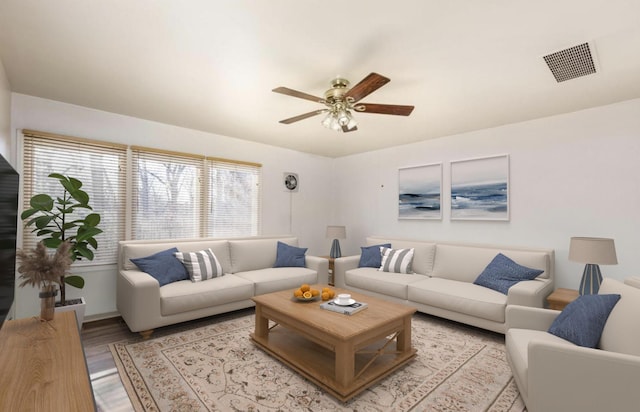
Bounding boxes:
326 225 346 258
568 237 617 295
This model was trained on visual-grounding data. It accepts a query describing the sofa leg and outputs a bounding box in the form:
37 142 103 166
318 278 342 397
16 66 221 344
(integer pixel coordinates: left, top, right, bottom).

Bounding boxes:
139 329 154 340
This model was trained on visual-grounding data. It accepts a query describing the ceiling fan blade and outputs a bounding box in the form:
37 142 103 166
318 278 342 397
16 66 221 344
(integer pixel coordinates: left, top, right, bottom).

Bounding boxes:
354 103 414 116
341 125 358 133
279 109 327 124
345 72 390 102
272 87 324 103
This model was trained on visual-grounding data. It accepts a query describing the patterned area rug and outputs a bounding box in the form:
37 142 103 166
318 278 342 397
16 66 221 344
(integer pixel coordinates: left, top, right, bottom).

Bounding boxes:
110 312 526 411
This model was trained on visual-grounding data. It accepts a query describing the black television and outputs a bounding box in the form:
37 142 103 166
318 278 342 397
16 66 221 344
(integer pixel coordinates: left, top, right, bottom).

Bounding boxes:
0 154 18 329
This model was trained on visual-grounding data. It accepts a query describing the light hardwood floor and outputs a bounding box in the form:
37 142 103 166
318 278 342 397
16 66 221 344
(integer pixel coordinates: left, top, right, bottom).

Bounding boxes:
81 308 254 412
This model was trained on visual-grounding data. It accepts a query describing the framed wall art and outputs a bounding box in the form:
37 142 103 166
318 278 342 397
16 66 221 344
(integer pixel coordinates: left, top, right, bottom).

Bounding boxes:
398 163 442 220
450 154 509 221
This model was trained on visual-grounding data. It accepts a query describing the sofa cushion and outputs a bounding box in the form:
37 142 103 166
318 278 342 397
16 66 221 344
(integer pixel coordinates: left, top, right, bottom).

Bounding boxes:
229 237 298 273
598 278 640 356
431 244 550 283
379 247 414 274
408 277 507 323
345 267 425 300
174 248 224 282
130 247 189 286
473 253 544 294
159 275 254 316
367 237 436 275
273 241 307 267
548 294 621 348
121 240 231 274
358 243 391 268
506 328 574 398
233 267 317 296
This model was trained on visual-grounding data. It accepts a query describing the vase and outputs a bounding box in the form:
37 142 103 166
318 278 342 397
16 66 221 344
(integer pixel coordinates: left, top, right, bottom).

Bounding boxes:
39 285 58 321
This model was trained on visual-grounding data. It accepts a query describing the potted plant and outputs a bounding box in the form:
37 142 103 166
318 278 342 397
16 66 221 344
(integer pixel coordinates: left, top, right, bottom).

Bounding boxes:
20 173 102 320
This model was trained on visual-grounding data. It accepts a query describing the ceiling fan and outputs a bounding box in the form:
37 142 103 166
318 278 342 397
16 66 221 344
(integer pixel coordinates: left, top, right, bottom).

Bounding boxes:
272 72 414 133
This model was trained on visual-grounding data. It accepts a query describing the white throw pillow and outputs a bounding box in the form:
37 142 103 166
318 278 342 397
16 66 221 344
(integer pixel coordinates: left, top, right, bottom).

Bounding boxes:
379 247 414 274
174 248 224 282
598 277 640 356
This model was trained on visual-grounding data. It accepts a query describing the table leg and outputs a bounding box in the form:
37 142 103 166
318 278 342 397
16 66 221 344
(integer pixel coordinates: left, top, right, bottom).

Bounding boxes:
254 304 269 339
396 315 412 353
335 341 355 388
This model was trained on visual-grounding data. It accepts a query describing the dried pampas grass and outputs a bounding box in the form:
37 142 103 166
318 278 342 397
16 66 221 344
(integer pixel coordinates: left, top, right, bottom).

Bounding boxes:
17 241 73 289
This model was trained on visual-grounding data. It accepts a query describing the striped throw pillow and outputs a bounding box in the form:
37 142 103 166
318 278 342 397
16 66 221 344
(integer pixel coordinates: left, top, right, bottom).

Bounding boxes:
379 247 415 274
174 248 224 282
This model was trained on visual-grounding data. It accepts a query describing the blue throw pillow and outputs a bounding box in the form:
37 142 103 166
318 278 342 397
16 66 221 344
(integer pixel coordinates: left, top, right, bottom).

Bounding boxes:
273 241 307 268
358 243 392 268
473 253 544 294
130 247 189 287
548 294 621 348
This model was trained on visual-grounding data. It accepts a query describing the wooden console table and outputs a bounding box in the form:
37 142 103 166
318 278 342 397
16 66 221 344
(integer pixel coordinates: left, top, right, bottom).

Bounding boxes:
0 311 95 411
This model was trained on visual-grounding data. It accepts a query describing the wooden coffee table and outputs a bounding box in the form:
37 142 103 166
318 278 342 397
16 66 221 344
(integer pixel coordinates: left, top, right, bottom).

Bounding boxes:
250 286 417 401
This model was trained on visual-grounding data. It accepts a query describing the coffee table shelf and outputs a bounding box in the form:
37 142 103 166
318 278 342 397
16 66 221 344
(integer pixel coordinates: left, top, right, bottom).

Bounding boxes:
251 286 416 401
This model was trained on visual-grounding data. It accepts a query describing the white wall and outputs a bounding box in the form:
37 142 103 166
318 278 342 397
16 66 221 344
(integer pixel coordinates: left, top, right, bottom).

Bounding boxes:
11 93 333 319
11 93 640 318
0 58 11 162
334 98 640 290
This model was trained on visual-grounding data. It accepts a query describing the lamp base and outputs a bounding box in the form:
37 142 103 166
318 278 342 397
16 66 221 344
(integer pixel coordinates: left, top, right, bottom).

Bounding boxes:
330 239 342 259
579 264 603 295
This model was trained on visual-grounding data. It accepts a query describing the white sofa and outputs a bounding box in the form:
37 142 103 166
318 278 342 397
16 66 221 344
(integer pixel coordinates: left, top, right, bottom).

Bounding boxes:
117 236 328 337
334 236 554 333
505 277 640 412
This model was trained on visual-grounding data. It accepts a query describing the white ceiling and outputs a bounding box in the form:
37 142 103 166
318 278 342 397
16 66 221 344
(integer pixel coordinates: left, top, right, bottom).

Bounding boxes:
1 1 640 158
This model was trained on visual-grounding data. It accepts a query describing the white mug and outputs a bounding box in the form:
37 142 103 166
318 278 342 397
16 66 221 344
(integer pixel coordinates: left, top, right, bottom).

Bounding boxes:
336 293 351 304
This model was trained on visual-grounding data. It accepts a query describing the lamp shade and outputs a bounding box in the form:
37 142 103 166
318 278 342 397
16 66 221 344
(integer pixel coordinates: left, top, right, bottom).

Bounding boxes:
569 237 618 265
326 225 346 239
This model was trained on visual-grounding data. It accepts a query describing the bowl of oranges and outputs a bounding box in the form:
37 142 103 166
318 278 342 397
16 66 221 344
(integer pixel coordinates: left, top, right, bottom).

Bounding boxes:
293 284 319 301
292 284 336 302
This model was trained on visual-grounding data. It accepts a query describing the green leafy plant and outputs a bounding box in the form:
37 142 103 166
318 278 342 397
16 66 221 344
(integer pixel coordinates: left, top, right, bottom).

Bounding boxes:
20 173 102 305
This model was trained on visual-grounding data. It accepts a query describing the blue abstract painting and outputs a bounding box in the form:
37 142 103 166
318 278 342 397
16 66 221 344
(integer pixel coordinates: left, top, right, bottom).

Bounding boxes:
398 163 442 219
450 155 509 220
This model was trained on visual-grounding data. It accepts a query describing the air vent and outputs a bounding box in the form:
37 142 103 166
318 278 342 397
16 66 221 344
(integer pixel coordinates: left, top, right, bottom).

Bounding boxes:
543 43 596 83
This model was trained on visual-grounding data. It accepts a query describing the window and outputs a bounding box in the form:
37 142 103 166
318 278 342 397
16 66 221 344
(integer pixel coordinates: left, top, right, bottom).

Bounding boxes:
208 159 261 237
22 133 262 259
131 147 204 240
21 130 127 265
131 148 262 240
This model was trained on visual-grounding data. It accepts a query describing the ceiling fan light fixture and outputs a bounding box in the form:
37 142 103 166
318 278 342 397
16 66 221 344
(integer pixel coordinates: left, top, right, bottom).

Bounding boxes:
322 108 357 132
274 72 413 132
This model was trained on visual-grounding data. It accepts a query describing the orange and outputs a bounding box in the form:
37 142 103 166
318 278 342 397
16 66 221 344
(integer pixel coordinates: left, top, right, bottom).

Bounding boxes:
303 291 313 299
311 289 320 297
293 289 303 298
328 290 335 299
321 292 330 301
322 287 331 293
300 284 311 293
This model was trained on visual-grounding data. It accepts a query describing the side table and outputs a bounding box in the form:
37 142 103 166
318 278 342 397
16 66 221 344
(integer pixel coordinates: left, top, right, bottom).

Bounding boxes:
321 256 335 285
546 288 579 310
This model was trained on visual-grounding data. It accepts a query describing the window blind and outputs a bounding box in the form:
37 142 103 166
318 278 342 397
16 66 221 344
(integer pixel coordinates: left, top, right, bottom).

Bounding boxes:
207 159 261 237
131 147 205 240
21 130 127 265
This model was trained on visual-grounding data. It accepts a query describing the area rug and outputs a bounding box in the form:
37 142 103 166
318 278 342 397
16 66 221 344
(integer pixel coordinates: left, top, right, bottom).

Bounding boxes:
110 312 526 411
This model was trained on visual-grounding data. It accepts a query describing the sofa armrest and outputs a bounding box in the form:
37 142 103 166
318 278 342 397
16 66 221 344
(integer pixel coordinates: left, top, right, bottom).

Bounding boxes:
305 255 330 285
507 278 554 308
334 255 360 288
624 276 640 288
506 305 560 331
117 269 161 332
528 340 640 412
